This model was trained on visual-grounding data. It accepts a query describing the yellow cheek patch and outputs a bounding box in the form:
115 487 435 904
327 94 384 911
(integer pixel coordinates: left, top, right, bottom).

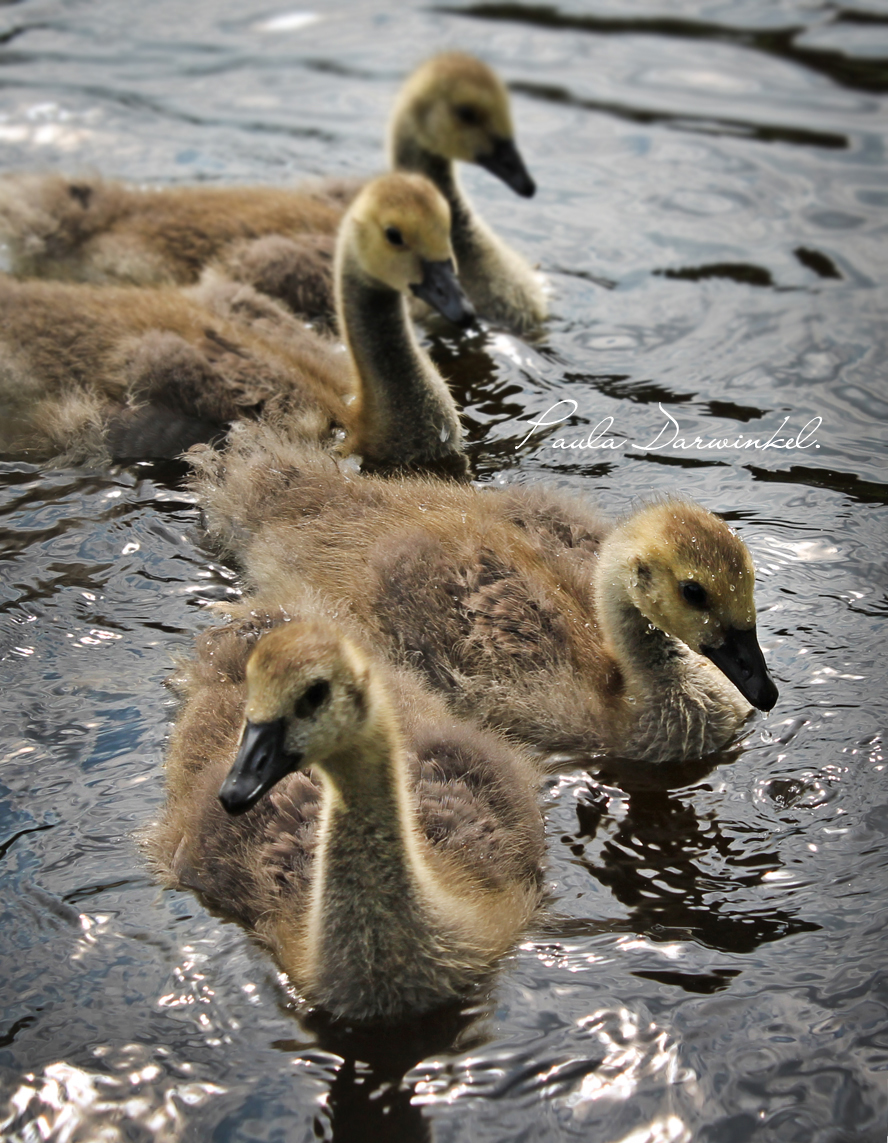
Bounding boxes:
626 500 761 638
346 174 455 287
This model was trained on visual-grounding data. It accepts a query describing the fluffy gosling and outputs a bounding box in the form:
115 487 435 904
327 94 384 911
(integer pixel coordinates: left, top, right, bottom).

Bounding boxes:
146 613 544 1023
0 173 471 475
190 430 779 763
0 53 544 331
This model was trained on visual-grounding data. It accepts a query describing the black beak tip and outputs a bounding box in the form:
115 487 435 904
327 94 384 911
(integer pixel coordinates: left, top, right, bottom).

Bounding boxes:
754 676 780 712
701 626 779 713
218 777 257 816
516 174 536 198
476 137 537 198
218 717 294 816
411 261 475 328
456 299 478 328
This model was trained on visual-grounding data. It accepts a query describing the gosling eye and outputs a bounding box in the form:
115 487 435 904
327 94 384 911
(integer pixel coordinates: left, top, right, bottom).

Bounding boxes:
293 679 331 719
680 581 709 609
384 226 405 248
453 104 481 127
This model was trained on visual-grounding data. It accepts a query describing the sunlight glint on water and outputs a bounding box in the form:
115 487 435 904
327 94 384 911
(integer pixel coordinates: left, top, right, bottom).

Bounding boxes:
1 0 887 1140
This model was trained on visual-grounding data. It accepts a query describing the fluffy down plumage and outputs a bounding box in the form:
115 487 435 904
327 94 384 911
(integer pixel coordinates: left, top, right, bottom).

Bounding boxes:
146 601 544 1022
188 425 779 764
0 173 470 475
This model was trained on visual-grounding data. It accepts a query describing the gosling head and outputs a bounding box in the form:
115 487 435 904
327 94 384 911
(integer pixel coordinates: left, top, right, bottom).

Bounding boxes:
615 501 779 711
393 52 536 198
219 622 380 815
343 171 475 326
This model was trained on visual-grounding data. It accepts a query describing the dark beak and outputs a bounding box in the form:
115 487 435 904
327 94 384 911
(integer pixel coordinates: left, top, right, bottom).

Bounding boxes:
219 718 299 815
701 626 779 712
475 136 536 198
410 258 476 327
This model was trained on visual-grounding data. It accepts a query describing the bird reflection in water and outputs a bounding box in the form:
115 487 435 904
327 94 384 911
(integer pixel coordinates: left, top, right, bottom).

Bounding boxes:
273 1001 485 1143
567 755 821 959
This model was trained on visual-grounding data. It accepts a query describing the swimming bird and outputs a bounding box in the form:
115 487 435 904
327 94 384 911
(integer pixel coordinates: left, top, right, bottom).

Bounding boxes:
189 428 779 764
0 172 472 475
146 610 545 1023
0 54 544 331
388 52 545 332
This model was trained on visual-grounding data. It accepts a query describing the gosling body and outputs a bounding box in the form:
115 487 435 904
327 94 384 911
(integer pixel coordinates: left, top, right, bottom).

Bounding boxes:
0 173 470 473
0 180 342 322
0 54 544 331
0 274 347 462
147 612 544 1022
190 429 779 763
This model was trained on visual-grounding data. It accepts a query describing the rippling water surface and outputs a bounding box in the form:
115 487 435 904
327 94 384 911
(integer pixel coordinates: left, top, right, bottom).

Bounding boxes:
1 1 886 1140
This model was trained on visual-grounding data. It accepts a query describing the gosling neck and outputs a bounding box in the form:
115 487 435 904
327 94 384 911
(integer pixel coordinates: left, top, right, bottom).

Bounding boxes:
594 540 689 699
336 244 467 479
390 128 479 277
304 713 453 1017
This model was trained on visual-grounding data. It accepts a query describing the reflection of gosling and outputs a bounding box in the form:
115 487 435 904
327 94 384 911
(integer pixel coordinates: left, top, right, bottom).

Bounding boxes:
0 173 472 475
146 614 545 1023
192 432 779 763
0 54 544 332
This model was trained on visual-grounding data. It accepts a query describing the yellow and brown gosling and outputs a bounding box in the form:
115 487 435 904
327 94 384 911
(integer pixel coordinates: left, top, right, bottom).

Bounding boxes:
0 173 471 475
145 611 544 1023
190 430 779 764
389 51 546 332
0 53 544 332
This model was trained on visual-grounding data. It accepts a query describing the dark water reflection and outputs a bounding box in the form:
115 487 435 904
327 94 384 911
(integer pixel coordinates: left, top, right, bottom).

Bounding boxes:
440 4 888 94
1 0 887 1140
569 770 823 954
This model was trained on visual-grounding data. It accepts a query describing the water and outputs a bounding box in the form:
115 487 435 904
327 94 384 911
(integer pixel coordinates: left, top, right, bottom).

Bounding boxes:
0 1 886 1140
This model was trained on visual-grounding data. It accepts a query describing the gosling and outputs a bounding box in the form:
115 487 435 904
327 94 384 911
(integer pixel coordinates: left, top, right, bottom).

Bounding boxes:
0 53 544 332
146 613 545 1023
190 429 780 764
0 172 472 475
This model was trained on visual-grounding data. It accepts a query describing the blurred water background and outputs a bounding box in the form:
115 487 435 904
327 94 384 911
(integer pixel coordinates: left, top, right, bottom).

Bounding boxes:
0 0 886 1139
